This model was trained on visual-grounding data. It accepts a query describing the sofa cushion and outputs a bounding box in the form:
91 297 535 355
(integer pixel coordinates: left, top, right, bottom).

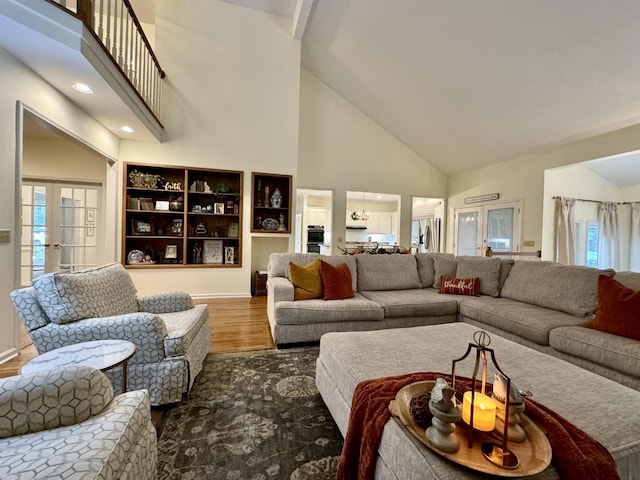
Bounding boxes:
432 255 458 289
268 253 320 278
500 261 614 317
455 256 501 297
585 275 640 341
0 365 113 439
274 293 384 325
289 259 323 300
415 253 435 288
356 254 420 291
459 297 589 345
360 289 458 319
614 271 640 290
32 263 139 324
498 259 515 293
439 276 480 296
550 326 640 378
320 261 354 300
321 255 358 293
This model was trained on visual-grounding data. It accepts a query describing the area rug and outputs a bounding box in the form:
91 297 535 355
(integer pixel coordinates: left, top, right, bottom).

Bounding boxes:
156 347 343 480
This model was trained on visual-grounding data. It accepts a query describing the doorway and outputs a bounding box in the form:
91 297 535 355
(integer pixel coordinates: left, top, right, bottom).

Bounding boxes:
296 189 333 254
454 201 521 256
20 180 102 286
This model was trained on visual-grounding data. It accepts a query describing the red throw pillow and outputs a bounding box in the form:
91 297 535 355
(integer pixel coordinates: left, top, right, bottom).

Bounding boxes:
439 276 480 296
585 275 640 341
319 261 354 300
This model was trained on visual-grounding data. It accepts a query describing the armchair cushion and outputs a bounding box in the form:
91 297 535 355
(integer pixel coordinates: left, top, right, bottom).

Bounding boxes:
0 365 113 439
32 263 138 324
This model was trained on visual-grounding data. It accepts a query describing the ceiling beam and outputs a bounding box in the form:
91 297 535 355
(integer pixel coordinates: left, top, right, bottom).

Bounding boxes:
291 0 313 40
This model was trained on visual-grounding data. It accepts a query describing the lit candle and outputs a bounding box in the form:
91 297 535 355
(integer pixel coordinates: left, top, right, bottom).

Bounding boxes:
462 391 497 432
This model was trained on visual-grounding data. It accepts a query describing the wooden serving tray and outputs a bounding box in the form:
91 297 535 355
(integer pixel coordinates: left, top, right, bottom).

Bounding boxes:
389 381 552 477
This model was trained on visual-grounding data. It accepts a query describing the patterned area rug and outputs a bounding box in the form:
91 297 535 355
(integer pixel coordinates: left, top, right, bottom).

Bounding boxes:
156 347 343 479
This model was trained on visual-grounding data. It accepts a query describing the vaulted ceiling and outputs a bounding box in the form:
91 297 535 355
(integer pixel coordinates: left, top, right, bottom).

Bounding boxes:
220 0 640 185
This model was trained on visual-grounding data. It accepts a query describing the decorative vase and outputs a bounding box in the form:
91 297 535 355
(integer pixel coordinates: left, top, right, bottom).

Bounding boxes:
270 188 283 208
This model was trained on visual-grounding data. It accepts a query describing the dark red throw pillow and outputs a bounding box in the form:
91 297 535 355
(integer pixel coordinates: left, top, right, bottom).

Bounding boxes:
439 276 480 296
585 275 640 341
319 261 354 300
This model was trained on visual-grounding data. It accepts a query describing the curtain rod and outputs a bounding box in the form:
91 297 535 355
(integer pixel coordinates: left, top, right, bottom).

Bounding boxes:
552 196 635 205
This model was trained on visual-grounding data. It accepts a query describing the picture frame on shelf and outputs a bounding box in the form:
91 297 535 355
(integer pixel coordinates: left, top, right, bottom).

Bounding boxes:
203 240 223 264
133 220 151 234
155 200 170 211
165 244 178 259
171 218 183 235
139 197 155 211
214 202 225 214
224 246 235 264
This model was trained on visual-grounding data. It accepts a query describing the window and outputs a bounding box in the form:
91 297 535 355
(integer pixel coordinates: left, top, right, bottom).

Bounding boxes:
586 221 599 268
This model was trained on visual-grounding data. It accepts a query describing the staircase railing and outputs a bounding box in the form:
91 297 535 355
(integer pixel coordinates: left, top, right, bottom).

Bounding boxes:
49 0 165 123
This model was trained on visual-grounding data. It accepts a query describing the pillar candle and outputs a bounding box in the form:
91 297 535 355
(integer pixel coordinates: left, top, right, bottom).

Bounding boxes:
462 391 496 432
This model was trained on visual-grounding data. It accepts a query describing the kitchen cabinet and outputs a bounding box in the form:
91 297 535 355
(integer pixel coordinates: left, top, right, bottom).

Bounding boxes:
306 207 328 227
123 163 242 268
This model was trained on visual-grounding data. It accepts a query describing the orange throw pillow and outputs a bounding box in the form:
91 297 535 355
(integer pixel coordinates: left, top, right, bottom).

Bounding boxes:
319 261 354 300
439 276 480 296
289 259 323 300
586 275 640 341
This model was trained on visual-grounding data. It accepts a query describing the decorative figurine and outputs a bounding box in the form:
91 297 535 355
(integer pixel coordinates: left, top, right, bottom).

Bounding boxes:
264 186 270 208
192 242 202 264
277 212 287 231
270 188 283 208
426 378 461 453
256 179 262 207
195 223 208 236
492 374 527 442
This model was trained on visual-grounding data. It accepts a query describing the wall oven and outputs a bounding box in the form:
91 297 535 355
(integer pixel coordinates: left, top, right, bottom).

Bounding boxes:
307 225 324 253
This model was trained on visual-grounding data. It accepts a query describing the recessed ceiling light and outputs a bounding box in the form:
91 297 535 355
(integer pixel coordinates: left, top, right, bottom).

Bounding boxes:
72 83 94 94
121 126 135 133
376 195 382 199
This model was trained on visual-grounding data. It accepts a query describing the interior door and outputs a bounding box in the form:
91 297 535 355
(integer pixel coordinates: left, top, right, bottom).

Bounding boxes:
20 181 102 286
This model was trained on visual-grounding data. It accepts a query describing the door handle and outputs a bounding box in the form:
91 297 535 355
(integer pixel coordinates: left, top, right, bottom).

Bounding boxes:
53 243 61 248
44 243 51 247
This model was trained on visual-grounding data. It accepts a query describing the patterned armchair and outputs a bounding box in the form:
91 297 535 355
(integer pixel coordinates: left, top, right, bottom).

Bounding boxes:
10 263 211 405
0 365 156 479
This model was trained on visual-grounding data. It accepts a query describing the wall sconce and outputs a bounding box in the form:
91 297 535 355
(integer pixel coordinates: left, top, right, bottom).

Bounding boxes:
452 331 519 469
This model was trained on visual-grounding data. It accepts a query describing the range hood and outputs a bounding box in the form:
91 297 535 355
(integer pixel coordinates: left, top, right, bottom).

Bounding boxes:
346 225 368 230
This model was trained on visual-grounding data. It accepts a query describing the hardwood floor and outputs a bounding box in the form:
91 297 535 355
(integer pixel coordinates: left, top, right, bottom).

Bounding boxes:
0 296 274 379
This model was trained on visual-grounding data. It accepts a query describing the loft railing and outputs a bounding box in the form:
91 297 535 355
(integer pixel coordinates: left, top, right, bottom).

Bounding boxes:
49 0 165 122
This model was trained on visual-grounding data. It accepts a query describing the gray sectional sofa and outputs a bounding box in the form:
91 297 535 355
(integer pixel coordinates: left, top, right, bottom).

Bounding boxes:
267 252 640 391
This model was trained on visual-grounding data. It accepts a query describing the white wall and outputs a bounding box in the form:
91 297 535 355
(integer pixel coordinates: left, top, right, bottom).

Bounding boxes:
119 1 301 296
0 46 118 362
447 123 640 257
298 68 448 250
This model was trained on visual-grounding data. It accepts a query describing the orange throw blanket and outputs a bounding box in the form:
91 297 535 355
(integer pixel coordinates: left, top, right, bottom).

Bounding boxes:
335 372 619 480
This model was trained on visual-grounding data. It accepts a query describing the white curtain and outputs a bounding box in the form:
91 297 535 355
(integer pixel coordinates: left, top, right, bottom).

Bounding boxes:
598 201 619 270
630 203 640 271
555 197 576 265
428 218 441 252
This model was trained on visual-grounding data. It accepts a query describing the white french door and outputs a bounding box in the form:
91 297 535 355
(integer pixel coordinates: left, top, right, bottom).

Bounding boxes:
20 181 103 286
454 201 521 256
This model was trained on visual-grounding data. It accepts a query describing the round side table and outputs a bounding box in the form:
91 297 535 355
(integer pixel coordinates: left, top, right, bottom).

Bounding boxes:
21 340 136 393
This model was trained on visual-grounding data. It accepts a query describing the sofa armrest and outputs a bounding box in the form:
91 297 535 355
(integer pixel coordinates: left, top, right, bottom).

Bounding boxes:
32 313 168 364
267 277 294 303
0 365 113 439
137 291 194 313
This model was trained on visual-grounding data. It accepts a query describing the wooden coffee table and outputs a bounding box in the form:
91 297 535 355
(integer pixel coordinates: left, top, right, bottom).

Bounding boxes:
21 340 136 393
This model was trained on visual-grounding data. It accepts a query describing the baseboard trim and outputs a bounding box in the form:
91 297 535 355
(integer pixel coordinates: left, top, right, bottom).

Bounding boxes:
0 347 19 365
190 293 253 299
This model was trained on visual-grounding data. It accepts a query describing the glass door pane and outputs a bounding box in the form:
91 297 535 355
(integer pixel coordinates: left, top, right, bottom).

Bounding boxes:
55 184 101 273
485 207 514 253
20 184 48 285
456 208 481 256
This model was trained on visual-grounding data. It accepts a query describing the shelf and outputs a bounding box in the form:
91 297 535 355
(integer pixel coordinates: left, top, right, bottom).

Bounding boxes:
251 172 292 234
123 163 243 268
